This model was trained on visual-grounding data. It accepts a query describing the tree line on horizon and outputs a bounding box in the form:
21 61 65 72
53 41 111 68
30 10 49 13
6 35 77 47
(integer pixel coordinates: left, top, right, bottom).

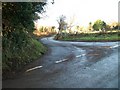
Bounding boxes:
56 15 120 34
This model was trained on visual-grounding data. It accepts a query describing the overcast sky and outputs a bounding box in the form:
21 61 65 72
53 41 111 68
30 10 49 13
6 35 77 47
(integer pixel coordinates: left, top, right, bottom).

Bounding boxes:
37 0 119 27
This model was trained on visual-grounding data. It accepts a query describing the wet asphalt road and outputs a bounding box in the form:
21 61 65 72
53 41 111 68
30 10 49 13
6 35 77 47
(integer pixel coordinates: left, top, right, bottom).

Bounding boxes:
3 37 119 88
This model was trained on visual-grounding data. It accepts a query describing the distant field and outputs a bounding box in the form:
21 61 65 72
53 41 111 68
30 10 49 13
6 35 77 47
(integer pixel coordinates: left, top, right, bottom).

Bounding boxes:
55 31 120 42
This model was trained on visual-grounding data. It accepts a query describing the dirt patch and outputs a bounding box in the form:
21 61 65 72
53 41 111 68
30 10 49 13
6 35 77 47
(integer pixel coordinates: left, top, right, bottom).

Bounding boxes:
73 45 113 63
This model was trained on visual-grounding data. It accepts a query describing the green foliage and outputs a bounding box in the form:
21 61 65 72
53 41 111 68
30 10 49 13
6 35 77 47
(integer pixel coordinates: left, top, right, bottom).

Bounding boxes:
3 38 47 78
2 2 47 79
93 20 106 31
55 31 120 41
2 2 46 33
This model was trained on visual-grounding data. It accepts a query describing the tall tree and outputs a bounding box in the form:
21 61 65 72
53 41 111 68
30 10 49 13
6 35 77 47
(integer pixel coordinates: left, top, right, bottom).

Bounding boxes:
2 2 46 33
2 2 47 46
57 15 67 33
2 2 47 74
92 20 106 31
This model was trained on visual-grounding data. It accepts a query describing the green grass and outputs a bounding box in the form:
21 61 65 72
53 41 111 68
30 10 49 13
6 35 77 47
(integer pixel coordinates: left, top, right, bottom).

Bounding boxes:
55 31 120 42
2 38 47 79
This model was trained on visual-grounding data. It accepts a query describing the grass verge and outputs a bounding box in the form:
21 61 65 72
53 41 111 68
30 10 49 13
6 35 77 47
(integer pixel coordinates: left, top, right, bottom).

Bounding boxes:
2 38 47 79
55 32 120 42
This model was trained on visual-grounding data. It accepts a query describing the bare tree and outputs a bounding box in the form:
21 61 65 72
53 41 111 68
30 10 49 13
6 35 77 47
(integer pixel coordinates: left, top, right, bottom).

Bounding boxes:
57 15 67 34
67 15 75 33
